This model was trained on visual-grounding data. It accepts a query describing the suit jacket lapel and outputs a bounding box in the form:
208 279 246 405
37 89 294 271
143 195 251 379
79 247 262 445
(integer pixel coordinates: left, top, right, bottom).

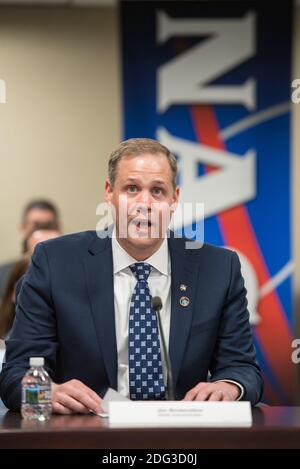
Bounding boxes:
168 238 200 389
83 234 118 390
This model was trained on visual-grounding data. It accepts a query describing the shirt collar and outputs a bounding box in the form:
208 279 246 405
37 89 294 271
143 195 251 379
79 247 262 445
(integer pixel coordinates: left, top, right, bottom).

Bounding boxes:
111 228 170 276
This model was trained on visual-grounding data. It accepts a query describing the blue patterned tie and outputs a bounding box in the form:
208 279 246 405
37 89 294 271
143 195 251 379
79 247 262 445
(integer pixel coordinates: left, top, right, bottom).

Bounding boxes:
128 262 166 400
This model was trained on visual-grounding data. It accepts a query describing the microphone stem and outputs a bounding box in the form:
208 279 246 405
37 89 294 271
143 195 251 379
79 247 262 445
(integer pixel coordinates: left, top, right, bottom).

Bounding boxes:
155 307 175 401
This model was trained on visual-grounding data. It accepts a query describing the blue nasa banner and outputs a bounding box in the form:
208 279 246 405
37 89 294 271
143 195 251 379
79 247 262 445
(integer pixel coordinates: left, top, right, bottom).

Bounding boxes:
121 0 294 404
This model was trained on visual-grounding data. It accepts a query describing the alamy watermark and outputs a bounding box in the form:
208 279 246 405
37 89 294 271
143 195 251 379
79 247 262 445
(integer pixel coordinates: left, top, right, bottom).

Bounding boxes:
291 79 300 104
291 339 300 364
95 201 205 250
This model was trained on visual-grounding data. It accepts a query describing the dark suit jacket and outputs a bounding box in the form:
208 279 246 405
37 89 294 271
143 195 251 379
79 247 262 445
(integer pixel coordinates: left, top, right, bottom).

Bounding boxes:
0 230 263 409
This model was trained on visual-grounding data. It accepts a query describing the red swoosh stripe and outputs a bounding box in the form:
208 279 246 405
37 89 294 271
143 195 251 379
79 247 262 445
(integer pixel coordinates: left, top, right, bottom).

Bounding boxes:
191 105 295 403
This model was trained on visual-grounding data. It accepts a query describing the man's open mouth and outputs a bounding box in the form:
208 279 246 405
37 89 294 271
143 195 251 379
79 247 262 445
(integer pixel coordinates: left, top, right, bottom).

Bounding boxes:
132 218 152 230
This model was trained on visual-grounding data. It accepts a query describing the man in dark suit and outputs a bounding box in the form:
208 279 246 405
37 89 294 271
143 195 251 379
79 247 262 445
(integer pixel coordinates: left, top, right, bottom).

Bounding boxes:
0 138 263 413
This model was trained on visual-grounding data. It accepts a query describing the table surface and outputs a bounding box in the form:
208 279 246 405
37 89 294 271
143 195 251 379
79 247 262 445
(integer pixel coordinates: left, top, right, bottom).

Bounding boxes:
1 406 300 449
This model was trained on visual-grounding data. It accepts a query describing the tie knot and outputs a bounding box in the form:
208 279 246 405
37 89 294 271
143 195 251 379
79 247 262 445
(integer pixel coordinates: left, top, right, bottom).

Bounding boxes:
130 262 152 282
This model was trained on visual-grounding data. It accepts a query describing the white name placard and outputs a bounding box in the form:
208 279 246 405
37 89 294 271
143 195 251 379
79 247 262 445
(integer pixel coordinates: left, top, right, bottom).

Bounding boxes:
108 401 252 427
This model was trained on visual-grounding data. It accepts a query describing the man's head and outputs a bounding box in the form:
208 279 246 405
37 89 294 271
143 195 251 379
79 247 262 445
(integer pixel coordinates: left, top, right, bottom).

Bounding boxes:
21 199 60 240
105 138 179 260
108 138 177 190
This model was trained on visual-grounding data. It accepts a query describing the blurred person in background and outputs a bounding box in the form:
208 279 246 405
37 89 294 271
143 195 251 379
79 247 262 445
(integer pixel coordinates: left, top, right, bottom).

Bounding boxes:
0 258 29 339
26 222 61 256
0 222 62 370
0 199 61 300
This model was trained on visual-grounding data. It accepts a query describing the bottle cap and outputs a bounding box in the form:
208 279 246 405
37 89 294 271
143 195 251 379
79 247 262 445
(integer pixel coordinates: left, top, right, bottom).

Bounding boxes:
29 357 44 367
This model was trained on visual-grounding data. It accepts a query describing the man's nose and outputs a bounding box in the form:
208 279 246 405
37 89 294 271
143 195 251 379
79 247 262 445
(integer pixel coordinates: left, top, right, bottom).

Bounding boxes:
136 190 152 209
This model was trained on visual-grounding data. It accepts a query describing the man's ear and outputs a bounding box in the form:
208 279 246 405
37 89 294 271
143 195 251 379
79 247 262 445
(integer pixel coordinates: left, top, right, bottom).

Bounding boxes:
105 178 113 203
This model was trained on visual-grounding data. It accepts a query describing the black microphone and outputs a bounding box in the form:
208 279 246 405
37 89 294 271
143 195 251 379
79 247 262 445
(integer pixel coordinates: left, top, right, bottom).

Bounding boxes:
151 296 175 401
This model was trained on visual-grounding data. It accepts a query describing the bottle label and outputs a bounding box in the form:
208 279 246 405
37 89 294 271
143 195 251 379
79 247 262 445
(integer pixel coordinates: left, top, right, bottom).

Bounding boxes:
22 386 51 405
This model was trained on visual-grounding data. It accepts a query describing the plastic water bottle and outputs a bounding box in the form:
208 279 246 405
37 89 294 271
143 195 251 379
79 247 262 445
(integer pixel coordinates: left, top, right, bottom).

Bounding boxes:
21 357 52 421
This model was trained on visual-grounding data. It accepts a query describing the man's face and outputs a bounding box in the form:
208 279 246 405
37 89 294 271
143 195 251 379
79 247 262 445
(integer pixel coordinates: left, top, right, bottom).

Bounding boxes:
105 152 179 254
21 209 57 238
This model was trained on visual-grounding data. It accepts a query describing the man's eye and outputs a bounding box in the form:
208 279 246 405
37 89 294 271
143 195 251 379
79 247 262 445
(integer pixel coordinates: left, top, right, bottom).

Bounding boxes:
127 185 138 193
152 188 162 196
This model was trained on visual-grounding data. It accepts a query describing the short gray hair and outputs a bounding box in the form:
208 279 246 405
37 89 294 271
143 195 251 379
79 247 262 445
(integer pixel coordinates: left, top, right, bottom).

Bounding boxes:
108 138 177 189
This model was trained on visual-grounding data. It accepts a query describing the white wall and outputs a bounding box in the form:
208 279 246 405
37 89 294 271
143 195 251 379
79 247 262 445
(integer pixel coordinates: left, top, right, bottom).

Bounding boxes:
0 7 121 262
